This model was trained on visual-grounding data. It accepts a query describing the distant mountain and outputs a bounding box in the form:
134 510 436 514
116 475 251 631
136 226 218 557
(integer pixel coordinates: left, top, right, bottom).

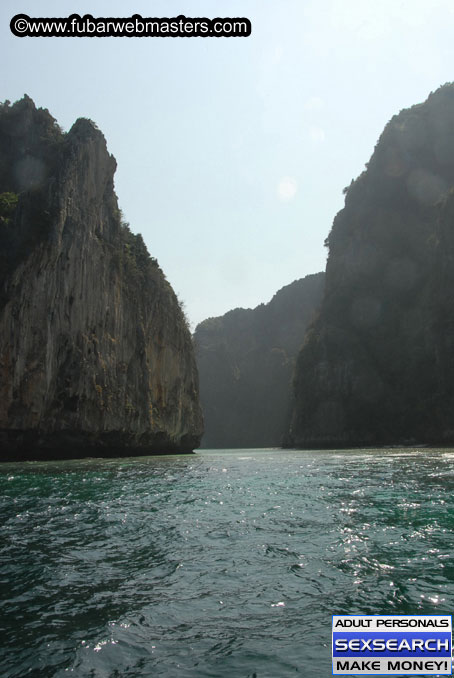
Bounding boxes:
288 83 454 448
0 96 203 459
194 274 324 448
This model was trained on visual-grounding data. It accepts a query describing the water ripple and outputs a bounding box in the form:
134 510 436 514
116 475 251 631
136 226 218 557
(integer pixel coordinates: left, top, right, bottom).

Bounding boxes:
1 448 453 677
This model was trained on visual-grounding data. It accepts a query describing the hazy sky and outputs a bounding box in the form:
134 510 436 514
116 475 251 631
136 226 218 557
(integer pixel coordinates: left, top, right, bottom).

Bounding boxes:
2 0 454 326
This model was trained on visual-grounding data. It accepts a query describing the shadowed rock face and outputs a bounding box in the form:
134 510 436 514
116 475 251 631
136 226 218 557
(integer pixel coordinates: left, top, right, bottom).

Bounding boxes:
288 83 454 448
0 96 203 460
194 274 324 448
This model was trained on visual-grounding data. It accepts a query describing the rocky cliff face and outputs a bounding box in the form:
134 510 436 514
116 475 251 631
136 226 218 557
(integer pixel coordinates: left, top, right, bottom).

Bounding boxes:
0 96 203 459
194 274 324 448
288 83 454 448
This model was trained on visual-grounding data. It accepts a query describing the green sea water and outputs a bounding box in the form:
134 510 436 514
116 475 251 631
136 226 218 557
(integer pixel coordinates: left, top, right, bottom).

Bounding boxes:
1 448 453 677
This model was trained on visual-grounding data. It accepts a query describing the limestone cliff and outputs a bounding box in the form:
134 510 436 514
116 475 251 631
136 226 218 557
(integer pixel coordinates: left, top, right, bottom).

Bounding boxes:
0 96 203 459
288 83 454 448
194 274 324 448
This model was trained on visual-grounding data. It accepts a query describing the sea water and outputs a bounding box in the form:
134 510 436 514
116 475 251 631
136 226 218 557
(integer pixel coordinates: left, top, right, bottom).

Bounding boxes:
1 448 453 677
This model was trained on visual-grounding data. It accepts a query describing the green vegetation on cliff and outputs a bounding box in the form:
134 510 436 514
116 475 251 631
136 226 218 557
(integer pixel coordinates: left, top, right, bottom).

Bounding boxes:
0 192 18 225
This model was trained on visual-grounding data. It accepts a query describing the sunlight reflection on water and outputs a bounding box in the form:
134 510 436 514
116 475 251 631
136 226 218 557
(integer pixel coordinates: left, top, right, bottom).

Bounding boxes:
1 448 453 677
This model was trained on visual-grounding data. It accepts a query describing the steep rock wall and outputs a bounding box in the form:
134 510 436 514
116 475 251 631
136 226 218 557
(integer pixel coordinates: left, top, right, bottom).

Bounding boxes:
194 274 324 448
0 97 203 459
288 84 454 447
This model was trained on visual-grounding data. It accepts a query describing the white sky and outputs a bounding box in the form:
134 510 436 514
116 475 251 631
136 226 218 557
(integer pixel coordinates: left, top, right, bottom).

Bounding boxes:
2 0 454 327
